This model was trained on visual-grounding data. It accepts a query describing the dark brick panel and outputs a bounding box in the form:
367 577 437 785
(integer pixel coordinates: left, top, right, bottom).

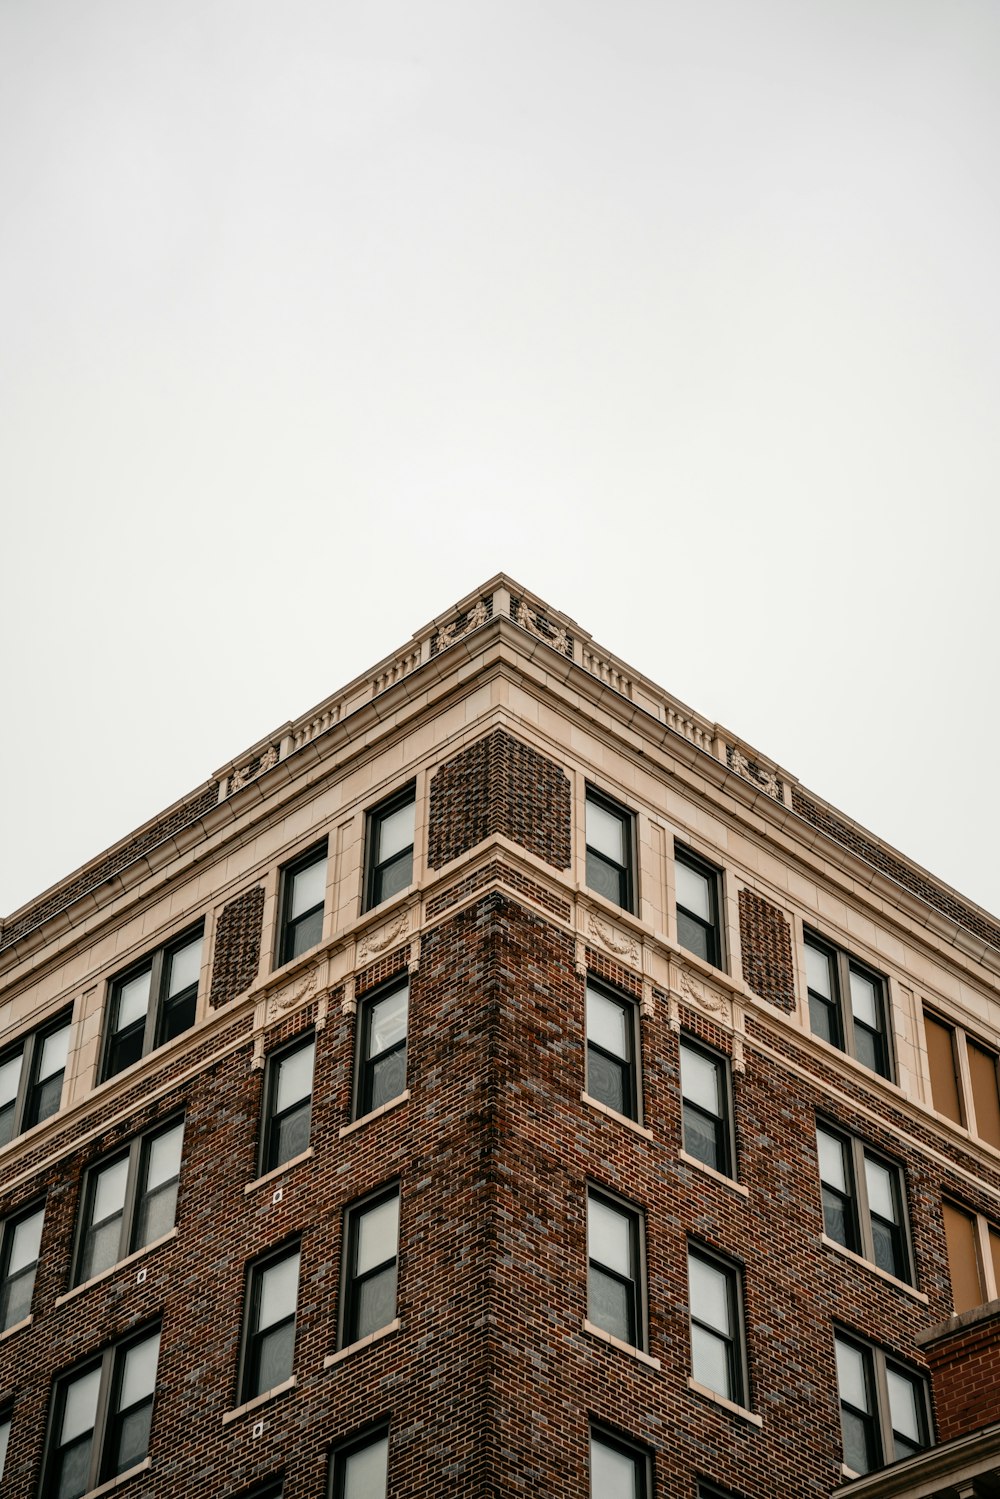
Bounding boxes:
426 859 571 923
925 1312 1000 1441
210 886 265 1007
739 889 796 1012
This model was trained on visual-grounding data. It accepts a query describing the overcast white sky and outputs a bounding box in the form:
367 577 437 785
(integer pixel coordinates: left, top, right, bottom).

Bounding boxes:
1 1 998 924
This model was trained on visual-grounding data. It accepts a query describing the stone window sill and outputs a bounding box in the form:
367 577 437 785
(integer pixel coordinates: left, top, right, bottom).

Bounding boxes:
245 1147 315 1194
339 1091 410 1139
0 1313 31 1344
687 1377 762 1426
54 1230 178 1307
221 1375 297 1425
581 1093 653 1140
678 1150 749 1198
79 1458 152 1498
582 1319 661 1370
819 1235 929 1303
324 1317 401 1367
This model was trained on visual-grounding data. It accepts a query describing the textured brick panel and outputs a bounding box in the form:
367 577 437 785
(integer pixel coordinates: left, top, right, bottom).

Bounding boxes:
356 945 410 996
793 788 1000 954
210 886 265 1007
426 860 571 923
739 889 796 1013
584 945 643 997
427 730 571 871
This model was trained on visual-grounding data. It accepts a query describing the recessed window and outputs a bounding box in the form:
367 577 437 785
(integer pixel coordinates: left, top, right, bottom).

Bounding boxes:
804 933 892 1079
329 1425 389 1499
277 844 328 966
240 1241 300 1402
342 1187 400 1347
0 1408 9 1483
816 1124 911 1283
0 1200 44 1330
75 1117 184 1286
586 980 639 1121
365 786 416 911
687 1244 747 1406
942 1200 1000 1313
587 1188 644 1350
680 1038 734 1178
261 1033 315 1175
585 789 634 912
925 1010 1000 1150
675 847 723 968
835 1331 930 1475
102 926 203 1082
0 1009 72 1146
589 1426 649 1499
44 1324 161 1496
356 981 408 1118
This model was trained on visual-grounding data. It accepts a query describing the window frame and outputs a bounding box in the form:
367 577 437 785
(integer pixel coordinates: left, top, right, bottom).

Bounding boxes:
687 1241 749 1407
238 1238 301 1405
340 1184 401 1349
276 842 328 968
41 1321 162 1498
924 1009 1000 1149
100 924 204 1083
585 977 641 1123
0 1405 10 1484
679 1035 736 1179
0 1008 73 1147
589 1423 650 1499
259 1031 315 1176
674 844 724 969
834 1328 931 1476
586 1185 646 1352
364 784 416 913
354 978 409 1121
803 930 894 1080
72 1115 185 1289
327 1422 390 1499
941 1199 1000 1312
816 1122 913 1285
584 787 636 913
0 1196 45 1331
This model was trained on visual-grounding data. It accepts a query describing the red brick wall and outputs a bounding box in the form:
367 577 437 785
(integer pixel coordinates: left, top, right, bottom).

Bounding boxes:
427 730 572 871
924 1310 1000 1441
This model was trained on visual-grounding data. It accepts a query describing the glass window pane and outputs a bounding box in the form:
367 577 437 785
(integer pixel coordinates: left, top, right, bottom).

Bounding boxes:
258 1251 299 1330
257 1320 295 1392
841 1409 873 1475
864 1158 898 1224
145 1125 183 1192
691 1325 731 1398
0 1053 22 1109
344 1434 389 1498
56 1438 93 1499
849 970 879 1030
61 1367 101 1444
587 801 625 864
376 853 412 901
588 1198 631 1277
587 989 627 1061
854 1025 881 1075
356 1265 397 1339
688 1255 730 1336
681 1045 720 1116
135 1181 178 1248
990 1226 1000 1298
9 1208 44 1275
683 1105 721 1170
115 971 152 1034
676 912 710 962
886 1367 922 1444
357 1197 399 1276
586 853 624 905
290 857 326 920
676 861 711 922
816 1129 849 1193
805 943 833 1000
38 1023 71 1081
809 994 837 1045
166 936 202 998
288 907 323 958
968 1042 1000 1150
81 1219 124 1282
118 1332 160 1409
591 1436 639 1499
371 1052 407 1112
0 1416 8 1481
588 1051 626 1115
92 1157 129 1225
377 803 414 863
276 1104 311 1165
111 1403 152 1476
589 1266 631 1343
370 990 408 1057
925 1015 962 1124
835 1339 870 1412
276 1043 314 1114
943 1203 983 1312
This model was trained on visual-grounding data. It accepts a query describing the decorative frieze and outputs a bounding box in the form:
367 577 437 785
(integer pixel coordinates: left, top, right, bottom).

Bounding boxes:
726 744 783 801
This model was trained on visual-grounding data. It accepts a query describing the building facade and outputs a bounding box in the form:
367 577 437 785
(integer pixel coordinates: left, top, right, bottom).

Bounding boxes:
1 575 999 1499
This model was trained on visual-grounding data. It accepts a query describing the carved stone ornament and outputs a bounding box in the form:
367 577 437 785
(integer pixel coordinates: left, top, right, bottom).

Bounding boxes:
357 910 409 962
587 912 639 966
437 599 488 650
678 967 730 1023
514 600 571 656
265 963 318 1024
229 746 279 796
727 745 782 801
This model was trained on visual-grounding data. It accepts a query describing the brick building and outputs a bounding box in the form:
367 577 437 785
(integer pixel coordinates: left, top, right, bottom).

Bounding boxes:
1 574 999 1499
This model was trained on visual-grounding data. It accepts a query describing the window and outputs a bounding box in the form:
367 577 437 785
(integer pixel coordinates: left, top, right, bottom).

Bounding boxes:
835 1331 930 1475
0 1408 9 1483
277 844 328 966
687 1244 747 1405
341 1187 399 1346
102 926 203 1081
585 980 639 1121
585 789 634 911
0 1200 44 1330
816 1124 911 1283
680 1037 734 1177
587 1188 644 1349
675 846 723 968
804 933 892 1079
240 1241 300 1402
942 1201 1000 1313
356 981 408 1118
261 1033 315 1174
589 1426 648 1499
75 1118 184 1286
925 1011 1000 1150
44 1324 161 1498
0 1009 72 1146
364 786 415 911
329 1425 389 1499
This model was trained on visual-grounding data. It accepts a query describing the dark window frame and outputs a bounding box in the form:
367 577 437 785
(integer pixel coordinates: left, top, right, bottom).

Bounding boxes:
100 924 204 1083
0 1404 10 1483
680 1035 736 1179
925 1008 1000 1146
276 843 328 968
328 1421 391 1499
589 1422 650 1499
41 1320 162 1497
238 1238 301 1405
584 787 636 913
675 844 724 969
0 1008 73 1147
0 1196 46 1331
340 1184 400 1349
586 1184 646 1352
259 1031 315 1176
354 978 409 1120
804 930 894 1080
687 1240 749 1408
72 1115 185 1289
835 1328 931 1475
364 784 416 912
585 977 641 1123
816 1121 913 1284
